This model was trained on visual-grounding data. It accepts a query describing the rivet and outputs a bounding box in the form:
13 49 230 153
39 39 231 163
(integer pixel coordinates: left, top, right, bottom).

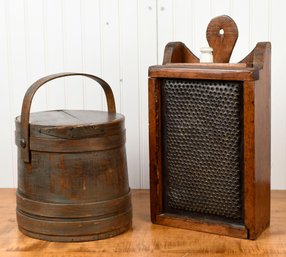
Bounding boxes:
20 139 26 148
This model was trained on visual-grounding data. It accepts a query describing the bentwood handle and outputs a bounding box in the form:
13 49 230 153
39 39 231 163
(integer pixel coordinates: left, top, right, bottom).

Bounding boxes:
20 72 116 163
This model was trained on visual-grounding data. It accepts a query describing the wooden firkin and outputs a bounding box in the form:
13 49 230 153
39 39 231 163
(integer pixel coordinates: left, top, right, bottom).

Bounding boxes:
15 72 132 242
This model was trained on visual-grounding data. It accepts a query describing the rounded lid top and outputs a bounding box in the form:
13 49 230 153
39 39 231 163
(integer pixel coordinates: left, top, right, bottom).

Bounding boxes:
15 109 125 139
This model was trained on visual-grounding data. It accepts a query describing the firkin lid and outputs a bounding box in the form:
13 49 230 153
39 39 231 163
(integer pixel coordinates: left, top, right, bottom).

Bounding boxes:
15 109 124 139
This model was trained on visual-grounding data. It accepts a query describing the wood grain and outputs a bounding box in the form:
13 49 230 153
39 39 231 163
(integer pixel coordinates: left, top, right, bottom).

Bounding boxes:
148 78 163 223
19 72 116 163
0 189 286 257
162 42 199 64
206 15 238 63
148 65 258 81
243 80 255 237
253 43 271 239
242 42 271 239
148 16 271 239
15 73 131 241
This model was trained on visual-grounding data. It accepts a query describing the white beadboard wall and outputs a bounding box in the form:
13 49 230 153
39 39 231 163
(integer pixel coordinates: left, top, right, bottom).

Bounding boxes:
0 0 285 189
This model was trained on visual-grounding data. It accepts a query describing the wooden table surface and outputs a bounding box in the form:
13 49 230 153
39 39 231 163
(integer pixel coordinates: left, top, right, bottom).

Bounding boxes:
1 189 286 257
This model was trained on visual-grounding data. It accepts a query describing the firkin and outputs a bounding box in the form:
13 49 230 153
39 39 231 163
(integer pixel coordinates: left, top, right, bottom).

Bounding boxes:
15 73 132 242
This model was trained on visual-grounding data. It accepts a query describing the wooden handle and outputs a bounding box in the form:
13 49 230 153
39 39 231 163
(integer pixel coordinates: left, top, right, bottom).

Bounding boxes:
19 72 116 163
206 15 238 63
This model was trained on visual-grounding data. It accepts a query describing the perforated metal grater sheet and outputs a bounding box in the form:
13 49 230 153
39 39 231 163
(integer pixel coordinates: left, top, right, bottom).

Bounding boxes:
161 79 244 223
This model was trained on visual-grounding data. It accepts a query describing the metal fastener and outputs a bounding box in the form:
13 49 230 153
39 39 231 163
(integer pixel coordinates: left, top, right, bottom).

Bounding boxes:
20 139 26 148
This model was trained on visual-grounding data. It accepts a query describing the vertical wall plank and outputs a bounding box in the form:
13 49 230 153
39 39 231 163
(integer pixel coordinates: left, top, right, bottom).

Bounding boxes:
138 0 157 188
251 0 270 45
230 0 251 62
44 0 65 110
210 0 231 17
157 0 173 64
25 0 47 112
173 0 193 49
100 0 121 112
119 0 141 188
6 0 28 118
0 0 14 187
62 0 84 109
270 0 286 189
6 0 29 187
81 0 102 111
192 0 212 58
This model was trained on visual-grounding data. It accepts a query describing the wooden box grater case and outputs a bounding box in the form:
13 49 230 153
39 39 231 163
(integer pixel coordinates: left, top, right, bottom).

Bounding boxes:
15 73 132 242
148 15 271 239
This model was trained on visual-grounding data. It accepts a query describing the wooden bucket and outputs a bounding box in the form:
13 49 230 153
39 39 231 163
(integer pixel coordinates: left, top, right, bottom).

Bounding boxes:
15 73 132 242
